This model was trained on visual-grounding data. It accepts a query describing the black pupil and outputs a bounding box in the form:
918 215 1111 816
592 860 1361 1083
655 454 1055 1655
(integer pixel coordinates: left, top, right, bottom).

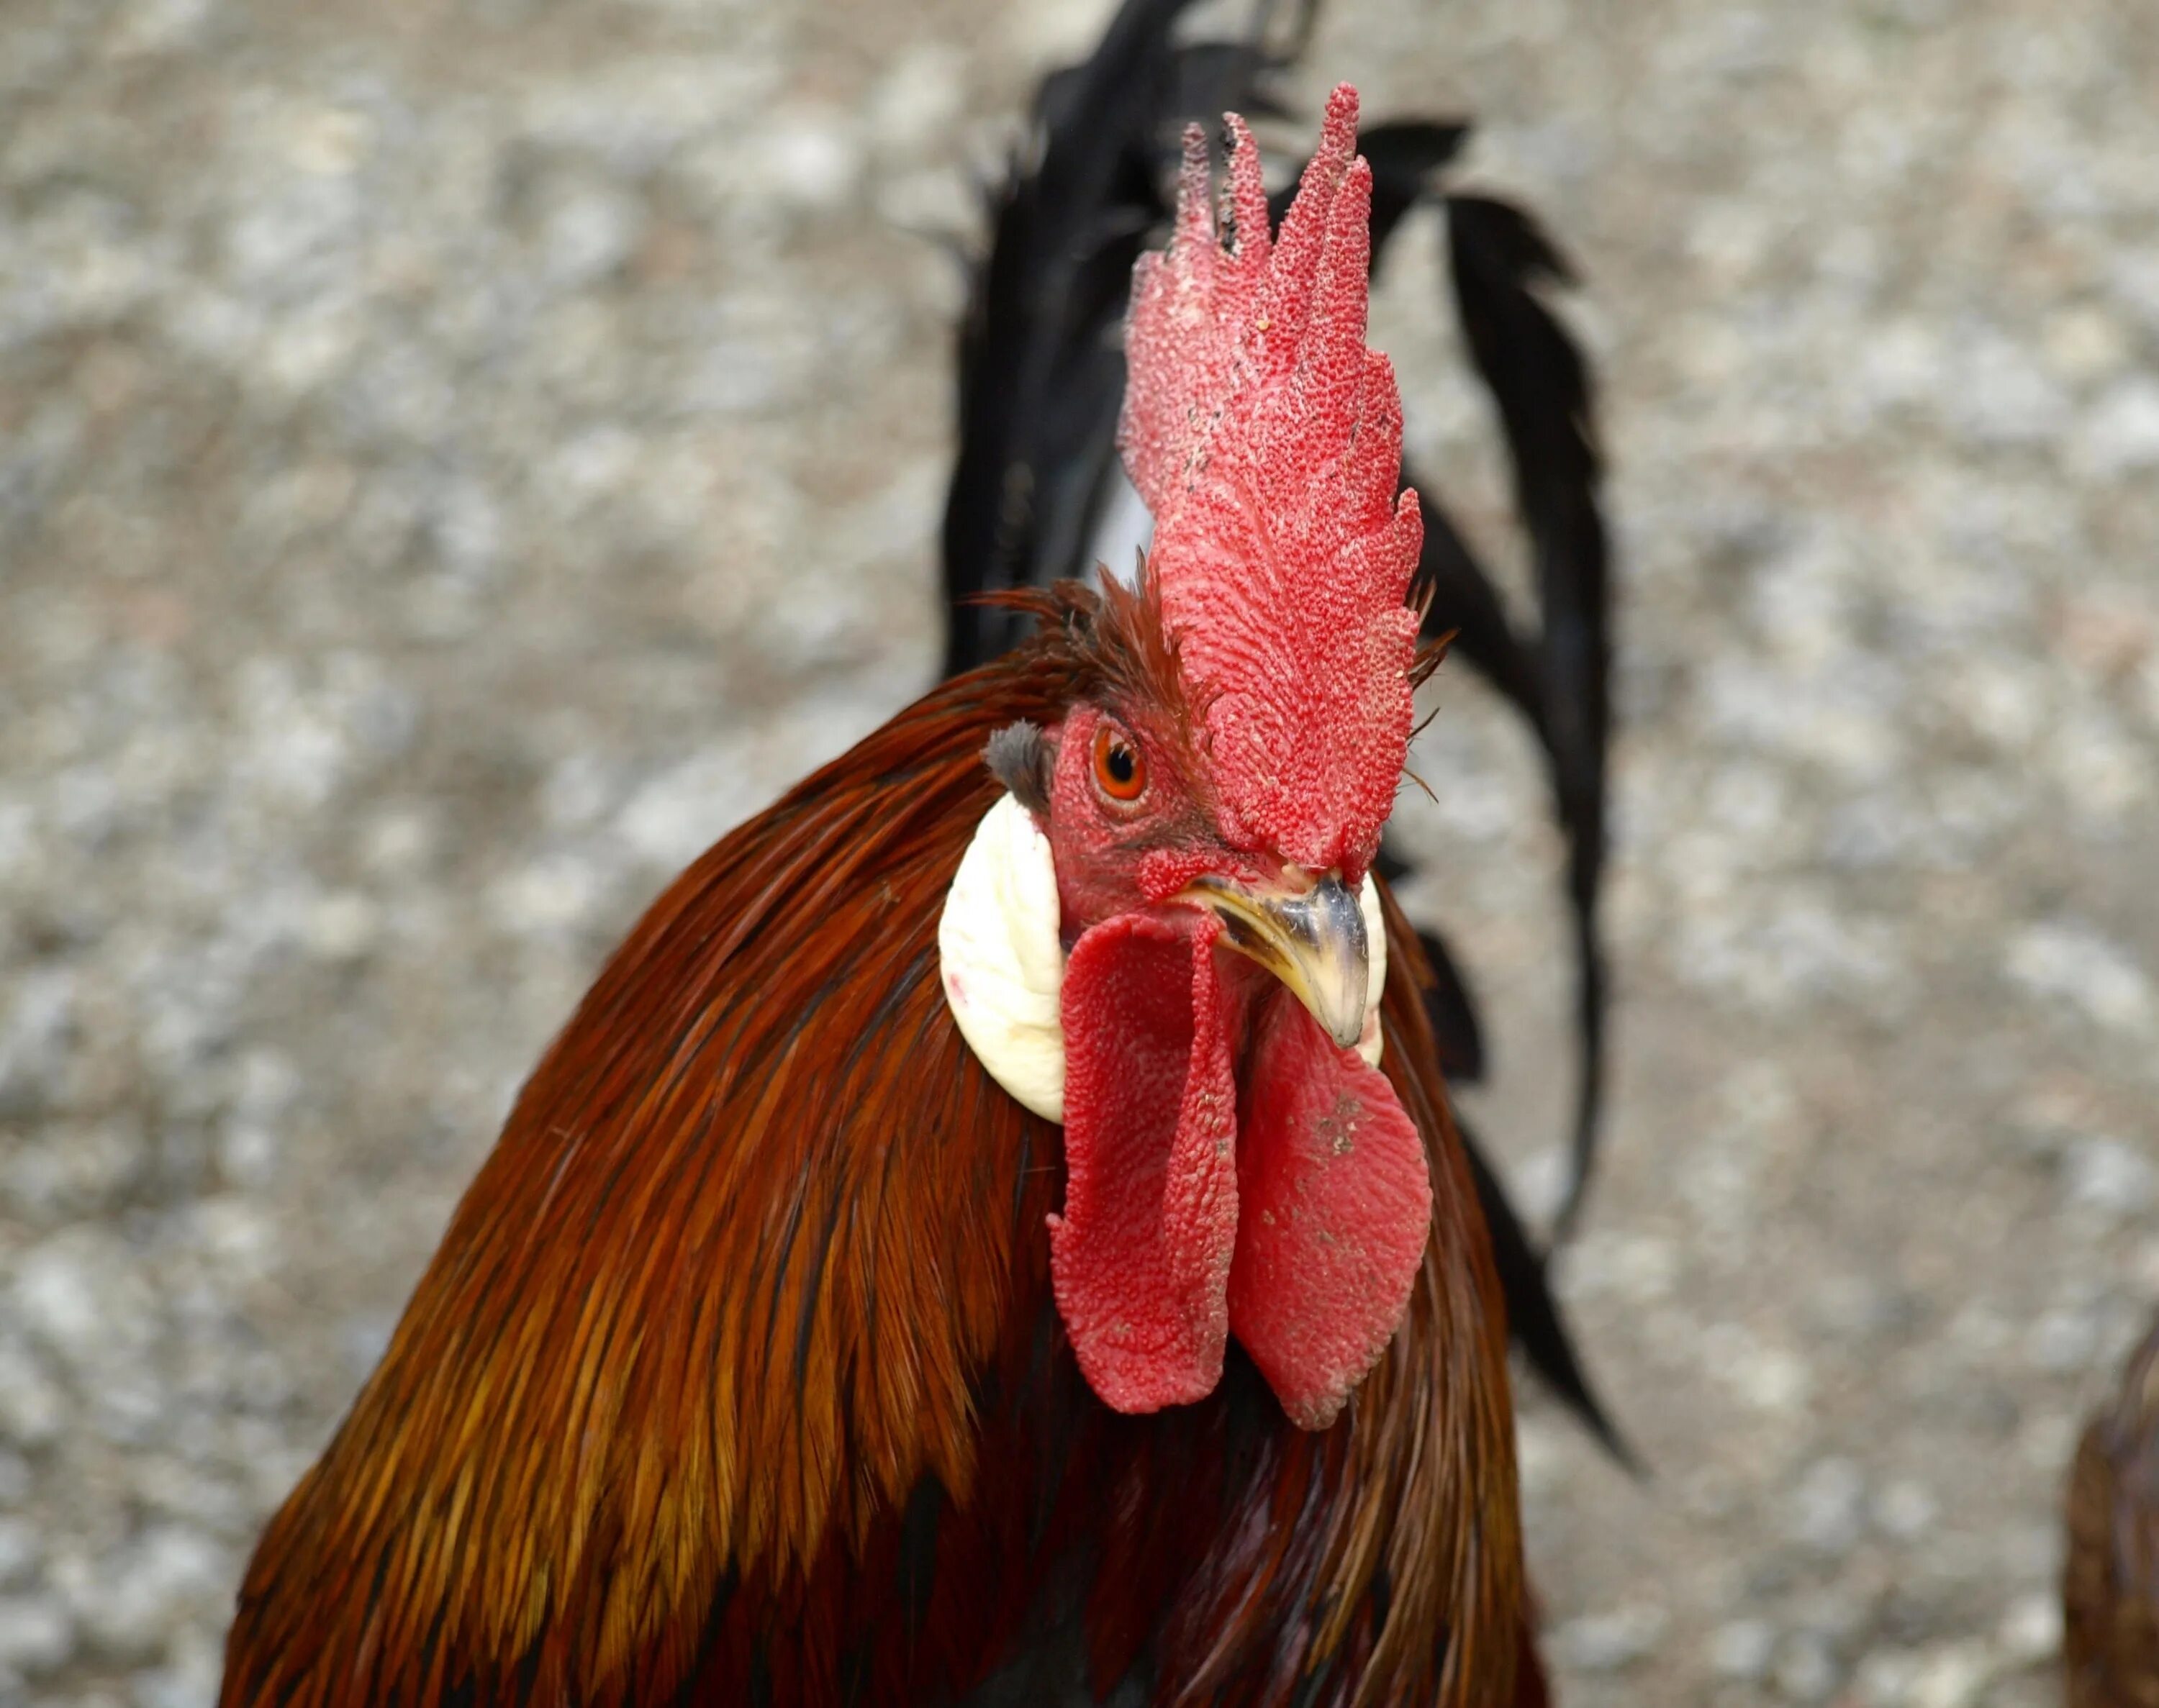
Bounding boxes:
1106 742 1136 786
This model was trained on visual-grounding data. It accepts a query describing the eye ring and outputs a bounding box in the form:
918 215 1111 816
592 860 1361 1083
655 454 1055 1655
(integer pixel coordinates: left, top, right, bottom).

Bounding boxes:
1090 722 1147 805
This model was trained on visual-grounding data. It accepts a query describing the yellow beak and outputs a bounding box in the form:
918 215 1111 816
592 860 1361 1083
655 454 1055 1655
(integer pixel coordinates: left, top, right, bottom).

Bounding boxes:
1180 869 1370 1050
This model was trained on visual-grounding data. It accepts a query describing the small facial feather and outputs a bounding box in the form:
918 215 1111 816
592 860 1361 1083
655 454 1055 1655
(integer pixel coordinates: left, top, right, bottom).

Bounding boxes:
984 720 1052 814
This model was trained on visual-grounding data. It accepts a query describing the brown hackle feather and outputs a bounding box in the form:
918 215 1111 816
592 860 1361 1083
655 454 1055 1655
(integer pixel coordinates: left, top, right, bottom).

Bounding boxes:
219 584 1527 1708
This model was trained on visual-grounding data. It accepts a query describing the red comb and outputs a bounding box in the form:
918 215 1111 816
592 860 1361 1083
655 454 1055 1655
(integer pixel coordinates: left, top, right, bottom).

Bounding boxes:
1118 83 1423 879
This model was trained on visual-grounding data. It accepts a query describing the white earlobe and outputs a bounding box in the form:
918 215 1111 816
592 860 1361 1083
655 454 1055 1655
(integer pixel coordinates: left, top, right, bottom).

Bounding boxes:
1357 873 1386 1071
938 793 1068 1122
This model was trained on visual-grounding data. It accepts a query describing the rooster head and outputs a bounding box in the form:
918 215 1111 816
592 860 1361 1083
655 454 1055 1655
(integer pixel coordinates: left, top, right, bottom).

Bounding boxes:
941 86 1431 1432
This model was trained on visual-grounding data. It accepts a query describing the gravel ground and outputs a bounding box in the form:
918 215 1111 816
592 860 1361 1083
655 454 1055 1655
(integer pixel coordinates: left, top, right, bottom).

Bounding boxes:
4 0 2159 1703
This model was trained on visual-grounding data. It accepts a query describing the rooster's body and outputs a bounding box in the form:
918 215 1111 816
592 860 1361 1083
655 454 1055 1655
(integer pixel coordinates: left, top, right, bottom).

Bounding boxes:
224 589 1528 1704
225 76 1552 1708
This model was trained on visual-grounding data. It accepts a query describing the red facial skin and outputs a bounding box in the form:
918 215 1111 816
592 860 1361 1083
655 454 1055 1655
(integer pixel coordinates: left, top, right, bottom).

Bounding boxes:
1041 703 1323 918
1038 699 1293 1060
1031 701 1431 1430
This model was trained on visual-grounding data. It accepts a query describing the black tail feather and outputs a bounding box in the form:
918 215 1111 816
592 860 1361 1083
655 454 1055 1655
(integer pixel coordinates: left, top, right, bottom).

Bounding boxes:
941 0 1301 673
941 0 1197 674
1443 194 1611 1238
1458 1111 1637 1473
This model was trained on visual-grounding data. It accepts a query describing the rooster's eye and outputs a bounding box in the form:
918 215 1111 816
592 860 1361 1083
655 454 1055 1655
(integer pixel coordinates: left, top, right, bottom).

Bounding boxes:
1090 723 1147 804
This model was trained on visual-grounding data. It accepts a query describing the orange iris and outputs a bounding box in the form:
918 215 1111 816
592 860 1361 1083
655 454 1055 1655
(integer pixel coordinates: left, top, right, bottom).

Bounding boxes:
1091 723 1146 804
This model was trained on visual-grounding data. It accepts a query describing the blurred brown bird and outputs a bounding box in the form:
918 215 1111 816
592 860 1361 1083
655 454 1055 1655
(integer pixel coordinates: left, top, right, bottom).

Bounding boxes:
2066 1314 2159 1708
219 81 1545 1708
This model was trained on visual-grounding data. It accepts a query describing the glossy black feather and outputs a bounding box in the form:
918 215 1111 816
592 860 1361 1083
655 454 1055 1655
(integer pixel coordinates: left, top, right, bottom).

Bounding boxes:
942 0 1295 673
1457 1112 1635 1472
1444 194 1611 1237
938 0 1186 673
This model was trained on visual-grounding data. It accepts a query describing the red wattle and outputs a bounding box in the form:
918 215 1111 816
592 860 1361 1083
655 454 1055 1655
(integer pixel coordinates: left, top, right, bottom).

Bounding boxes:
1049 911 1238 1414
1049 911 1432 1430
1226 994 1432 1429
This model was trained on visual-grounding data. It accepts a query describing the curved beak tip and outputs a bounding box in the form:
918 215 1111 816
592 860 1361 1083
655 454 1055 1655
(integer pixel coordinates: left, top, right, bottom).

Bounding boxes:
1182 870 1370 1050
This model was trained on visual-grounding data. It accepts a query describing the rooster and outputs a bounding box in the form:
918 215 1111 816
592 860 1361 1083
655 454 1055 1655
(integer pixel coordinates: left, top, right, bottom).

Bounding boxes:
224 82 1542 1708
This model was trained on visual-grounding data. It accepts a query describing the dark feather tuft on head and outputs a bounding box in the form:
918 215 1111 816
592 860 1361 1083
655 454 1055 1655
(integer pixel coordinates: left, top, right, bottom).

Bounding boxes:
985 720 1053 813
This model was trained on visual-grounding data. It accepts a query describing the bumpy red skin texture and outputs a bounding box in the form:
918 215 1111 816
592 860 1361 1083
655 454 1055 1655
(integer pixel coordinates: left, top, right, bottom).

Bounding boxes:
1050 910 1238 1414
1118 84 1423 882
1053 902 1434 1430
1228 991 1433 1430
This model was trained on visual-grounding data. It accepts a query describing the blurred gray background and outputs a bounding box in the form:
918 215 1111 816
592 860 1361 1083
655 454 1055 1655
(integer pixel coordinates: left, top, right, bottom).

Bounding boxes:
4 0 2159 1703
